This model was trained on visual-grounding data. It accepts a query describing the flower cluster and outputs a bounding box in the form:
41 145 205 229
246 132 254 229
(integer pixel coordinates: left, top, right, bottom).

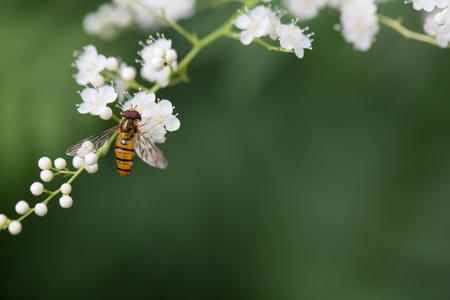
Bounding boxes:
340 0 379 51
83 0 196 39
139 36 178 87
234 5 313 59
122 92 180 143
0 156 93 235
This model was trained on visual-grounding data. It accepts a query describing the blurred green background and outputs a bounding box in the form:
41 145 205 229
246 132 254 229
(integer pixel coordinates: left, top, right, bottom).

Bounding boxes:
2 0 450 299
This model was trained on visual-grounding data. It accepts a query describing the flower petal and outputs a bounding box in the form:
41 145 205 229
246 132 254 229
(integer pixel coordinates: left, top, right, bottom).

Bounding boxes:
165 116 180 131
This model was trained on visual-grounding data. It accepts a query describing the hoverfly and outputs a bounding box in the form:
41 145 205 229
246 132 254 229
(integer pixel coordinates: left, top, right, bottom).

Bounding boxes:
66 107 168 176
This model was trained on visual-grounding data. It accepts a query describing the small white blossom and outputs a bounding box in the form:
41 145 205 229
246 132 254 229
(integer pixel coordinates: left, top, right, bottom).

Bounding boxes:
83 3 133 39
34 203 48 217
423 11 449 47
86 163 99 174
38 157 52 170
54 158 67 169
100 106 113 120
140 0 196 23
165 49 177 63
285 0 327 21
235 5 272 45
276 23 313 58
120 66 137 81
60 195 73 209
140 37 177 87
15 200 29 215
8 221 22 235
339 0 379 51
40 170 54 182
85 152 98 165
30 182 44 196
72 156 85 169
78 85 117 116
153 47 166 58
61 183 72 195
75 45 107 86
106 56 119 71
0 214 7 227
150 57 165 72
410 0 449 12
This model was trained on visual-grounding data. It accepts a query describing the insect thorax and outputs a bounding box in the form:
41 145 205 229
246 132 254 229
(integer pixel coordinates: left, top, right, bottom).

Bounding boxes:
119 117 138 134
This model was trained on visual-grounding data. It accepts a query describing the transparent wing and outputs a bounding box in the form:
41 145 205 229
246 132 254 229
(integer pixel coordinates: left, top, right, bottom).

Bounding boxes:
66 126 118 156
135 132 168 169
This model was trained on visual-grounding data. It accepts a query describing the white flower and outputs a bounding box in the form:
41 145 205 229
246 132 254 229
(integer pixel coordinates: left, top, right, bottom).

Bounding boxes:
285 0 327 20
122 92 180 143
60 183 72 195
339 0 379 51
85 164 99 174
34 203 48 217
72 156 85 169
437 8 450 44
83 3 133 39
235 5 272 45
40 170 54 182
0 214 7 227
140 37 177 86
38 157 52 170
75 45 107 86
8 221 22 235
54 158 67 169
411 0 449 12
423 10 449 47
60 195 73 209
142 100 181 142
78 85 117 116
15 200 29 215
84 152 98 165
30 182 44 196
140 0 196 22
276 23 313 58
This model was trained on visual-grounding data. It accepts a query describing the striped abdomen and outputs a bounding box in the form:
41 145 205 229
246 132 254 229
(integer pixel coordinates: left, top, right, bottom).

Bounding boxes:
115 136 135 177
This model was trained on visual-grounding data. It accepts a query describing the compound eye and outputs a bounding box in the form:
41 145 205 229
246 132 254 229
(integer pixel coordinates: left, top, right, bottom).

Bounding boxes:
123 109 142 121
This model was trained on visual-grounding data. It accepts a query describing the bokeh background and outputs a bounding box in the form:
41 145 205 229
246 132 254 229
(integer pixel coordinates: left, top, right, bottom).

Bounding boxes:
2 0 450 299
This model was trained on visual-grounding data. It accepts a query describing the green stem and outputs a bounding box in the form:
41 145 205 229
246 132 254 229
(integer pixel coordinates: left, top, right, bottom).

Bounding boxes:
377 14 440 47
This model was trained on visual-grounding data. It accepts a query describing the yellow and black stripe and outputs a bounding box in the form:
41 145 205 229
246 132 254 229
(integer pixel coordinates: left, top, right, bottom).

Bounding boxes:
115 137 135 177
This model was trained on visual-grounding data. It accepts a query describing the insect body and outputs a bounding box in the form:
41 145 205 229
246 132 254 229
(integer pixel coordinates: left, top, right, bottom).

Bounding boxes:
66 107 168 176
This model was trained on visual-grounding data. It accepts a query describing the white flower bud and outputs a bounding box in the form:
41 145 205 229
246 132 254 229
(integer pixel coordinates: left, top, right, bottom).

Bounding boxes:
34 203 48 217
435 12 445 26
84 152 98 165
8 220 22 235
165 49 177 63
59 195 73 209
61 183 72 194
150 57 165 71
38 157 52 170
0 214 7 227
100 106 113 120
40 170 54 182
72 156 85 169
92 74 105 87
54 158 67 169
106 56 119 71
121 66 136 81
85 163 99 174
30 182 44 196
154 47 166 59
15 200 29 215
